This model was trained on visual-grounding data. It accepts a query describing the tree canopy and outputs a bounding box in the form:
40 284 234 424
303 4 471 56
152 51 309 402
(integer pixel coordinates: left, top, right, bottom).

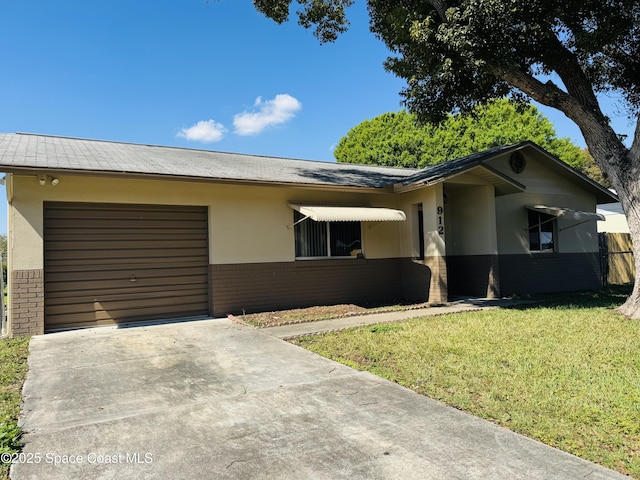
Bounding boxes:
250 0 640 316
334 99 593 172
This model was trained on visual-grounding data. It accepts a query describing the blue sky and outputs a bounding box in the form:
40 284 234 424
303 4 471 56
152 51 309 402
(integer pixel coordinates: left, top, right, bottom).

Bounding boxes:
0 1 636 234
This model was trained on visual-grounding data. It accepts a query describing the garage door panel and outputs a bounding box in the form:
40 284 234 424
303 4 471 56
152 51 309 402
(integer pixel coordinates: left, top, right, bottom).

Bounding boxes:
46 304 210 330
44 202 210 329
45 265 208 282
45 272 208 292
44 203 207 218
43 247 209 261
45 230 208 241
45 239 207 251
50 302 210 323
46 207 207 219
46 287 209 307
44 259 208 273
45 292 210 316
45 218 206 233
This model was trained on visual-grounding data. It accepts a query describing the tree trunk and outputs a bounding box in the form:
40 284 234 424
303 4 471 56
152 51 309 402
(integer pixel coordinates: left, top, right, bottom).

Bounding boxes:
613 159 640 318
591 135 640 318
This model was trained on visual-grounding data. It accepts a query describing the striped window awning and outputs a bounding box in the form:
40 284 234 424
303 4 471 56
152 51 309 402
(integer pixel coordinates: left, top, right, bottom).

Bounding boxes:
289 204 406 222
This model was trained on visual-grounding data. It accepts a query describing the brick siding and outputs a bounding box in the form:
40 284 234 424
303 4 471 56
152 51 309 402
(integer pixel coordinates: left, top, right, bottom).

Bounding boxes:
210 257 446 317
498 252 601 295
447 255 500 298
11 270 45 336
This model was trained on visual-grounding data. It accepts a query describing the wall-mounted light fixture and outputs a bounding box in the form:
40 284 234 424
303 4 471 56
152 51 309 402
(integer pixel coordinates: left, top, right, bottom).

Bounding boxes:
37 175 60 186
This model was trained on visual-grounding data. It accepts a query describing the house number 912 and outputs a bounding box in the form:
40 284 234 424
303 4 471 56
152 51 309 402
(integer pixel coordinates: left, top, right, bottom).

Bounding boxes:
437 206 444 235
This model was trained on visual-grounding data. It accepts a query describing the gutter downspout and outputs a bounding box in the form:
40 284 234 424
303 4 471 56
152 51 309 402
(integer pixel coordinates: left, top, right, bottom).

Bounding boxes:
1 174 11 338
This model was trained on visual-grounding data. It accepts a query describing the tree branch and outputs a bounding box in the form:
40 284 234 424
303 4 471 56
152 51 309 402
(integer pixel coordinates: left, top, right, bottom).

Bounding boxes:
426 0 448 21
490 64 628 170
545 36 603 119
489 65 580 118
631 113 640 161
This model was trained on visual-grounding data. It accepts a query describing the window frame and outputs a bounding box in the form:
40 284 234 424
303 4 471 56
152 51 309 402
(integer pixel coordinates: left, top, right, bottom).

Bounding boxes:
293 211 363 259
527 210 557 253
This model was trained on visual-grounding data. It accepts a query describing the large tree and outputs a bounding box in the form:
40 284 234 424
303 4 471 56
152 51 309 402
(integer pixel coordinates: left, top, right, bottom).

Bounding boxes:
334 99 592 172
249 0 640 317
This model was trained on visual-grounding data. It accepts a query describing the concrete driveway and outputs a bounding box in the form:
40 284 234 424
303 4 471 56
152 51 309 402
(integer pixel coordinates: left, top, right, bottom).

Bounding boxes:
13 318 627 480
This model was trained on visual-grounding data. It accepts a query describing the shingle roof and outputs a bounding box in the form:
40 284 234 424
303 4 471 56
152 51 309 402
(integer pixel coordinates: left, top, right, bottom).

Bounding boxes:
396 141 616 203
0 133 418 189
0 133 618 203
398 144 522 186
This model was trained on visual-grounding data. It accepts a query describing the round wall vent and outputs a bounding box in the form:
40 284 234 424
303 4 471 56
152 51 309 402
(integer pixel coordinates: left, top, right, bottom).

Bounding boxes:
510 151 526 173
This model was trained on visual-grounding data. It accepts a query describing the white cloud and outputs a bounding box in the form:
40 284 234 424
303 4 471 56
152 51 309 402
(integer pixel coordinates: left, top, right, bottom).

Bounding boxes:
177 119 227 143
233 94 302 135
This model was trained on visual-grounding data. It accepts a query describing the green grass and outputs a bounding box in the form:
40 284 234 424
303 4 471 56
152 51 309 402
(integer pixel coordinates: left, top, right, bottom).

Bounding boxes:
292 287 640 477
0 336 30 479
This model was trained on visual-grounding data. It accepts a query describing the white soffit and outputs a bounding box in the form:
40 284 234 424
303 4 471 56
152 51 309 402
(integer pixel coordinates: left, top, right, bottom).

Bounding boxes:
290 204 406 222
526 205 605 221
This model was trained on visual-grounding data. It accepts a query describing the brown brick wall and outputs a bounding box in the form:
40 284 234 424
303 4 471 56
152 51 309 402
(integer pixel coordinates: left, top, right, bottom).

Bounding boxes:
447 255 500 298
402 257 448 304
11 270 45 337
428 256 448 304
210 257 446 316
498 252 601 295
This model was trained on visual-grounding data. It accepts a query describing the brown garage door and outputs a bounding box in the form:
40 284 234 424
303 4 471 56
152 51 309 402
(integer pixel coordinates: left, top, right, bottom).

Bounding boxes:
44 202 209 330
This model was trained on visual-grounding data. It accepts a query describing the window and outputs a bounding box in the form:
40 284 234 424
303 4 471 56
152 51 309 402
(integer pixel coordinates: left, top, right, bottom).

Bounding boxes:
294 211 362 258
528 210 556 252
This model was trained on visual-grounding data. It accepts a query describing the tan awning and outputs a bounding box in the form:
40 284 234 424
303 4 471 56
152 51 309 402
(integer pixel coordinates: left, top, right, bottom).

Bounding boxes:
526 205 605 222
290 204 406 222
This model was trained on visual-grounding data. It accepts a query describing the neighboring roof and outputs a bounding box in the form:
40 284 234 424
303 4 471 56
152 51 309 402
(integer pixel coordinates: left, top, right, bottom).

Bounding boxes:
597 202 624 216
0 133 417 189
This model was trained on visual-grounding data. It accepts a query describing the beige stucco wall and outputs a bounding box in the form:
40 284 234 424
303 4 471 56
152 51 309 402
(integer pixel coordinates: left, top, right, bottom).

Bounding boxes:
488 152 600 254
7 173 415 271
396 183 446 258
445 185 498 256
7 149 601 275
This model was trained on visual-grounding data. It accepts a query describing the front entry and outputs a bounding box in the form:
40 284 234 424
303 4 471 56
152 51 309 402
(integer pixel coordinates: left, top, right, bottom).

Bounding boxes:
444 184 500 298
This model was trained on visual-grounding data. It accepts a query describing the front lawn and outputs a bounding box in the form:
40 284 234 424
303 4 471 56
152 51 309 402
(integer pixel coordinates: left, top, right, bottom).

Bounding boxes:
292 287 640 478
0 336 30 480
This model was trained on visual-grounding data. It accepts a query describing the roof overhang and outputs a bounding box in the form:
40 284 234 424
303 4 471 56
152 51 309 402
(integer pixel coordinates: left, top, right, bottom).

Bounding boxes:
526 205 605 222
454 163 526 195
394 161 526 195
289 204 406 222
2 168 394 194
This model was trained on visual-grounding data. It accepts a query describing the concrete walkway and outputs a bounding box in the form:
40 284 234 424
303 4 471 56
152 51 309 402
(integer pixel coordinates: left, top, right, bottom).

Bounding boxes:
13 313 627 480
262 298 531 339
